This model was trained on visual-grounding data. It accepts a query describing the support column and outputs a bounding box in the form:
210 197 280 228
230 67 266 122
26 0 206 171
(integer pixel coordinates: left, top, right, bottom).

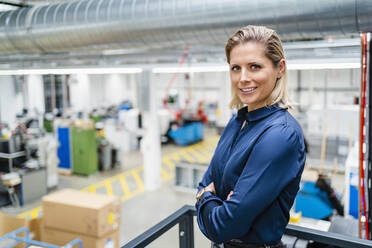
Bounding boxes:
216 72 232 133
0 75 19 124
70 74 90 112
27 74 45 114
139 70 161 190
179 213 194 248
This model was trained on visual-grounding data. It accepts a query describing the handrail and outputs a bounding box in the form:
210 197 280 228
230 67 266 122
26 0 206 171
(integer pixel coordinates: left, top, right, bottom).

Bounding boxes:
285 224 372 248
122 205 196 248
122 205 372 248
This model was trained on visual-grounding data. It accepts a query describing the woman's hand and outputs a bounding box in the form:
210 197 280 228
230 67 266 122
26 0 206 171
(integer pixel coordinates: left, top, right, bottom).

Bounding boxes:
226 191 233 200
205 182 216 195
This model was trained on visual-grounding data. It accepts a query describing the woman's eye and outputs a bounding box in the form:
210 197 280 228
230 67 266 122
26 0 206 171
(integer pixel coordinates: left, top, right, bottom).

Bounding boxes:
251 64 261 70
231 65 240 71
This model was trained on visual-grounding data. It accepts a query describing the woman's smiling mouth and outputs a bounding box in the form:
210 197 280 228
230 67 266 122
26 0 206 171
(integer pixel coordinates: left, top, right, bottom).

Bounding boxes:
240 87 257 94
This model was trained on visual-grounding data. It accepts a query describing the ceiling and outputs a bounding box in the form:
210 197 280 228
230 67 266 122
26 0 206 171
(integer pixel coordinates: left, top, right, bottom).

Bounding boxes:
0 0 365 69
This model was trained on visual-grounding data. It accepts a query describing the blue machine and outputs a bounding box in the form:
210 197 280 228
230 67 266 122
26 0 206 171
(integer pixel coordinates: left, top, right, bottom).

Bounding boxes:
168 122 204 146
57 127 72 170
295 181 334 219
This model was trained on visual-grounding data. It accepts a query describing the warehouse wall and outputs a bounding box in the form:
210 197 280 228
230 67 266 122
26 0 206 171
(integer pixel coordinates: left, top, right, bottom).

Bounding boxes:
0 68 361 126
287 69 360 107
0 76 21 124
153 71 227 110
69 74 138 112
0 75 45 124
70 74 90 112
26 75 45 114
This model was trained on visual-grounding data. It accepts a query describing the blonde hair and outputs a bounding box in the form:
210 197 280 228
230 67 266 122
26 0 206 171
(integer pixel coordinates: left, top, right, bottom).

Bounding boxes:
225 25 292 110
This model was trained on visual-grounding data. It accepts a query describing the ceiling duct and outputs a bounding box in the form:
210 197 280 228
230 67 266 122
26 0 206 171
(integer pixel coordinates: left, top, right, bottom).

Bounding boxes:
0 0 371 55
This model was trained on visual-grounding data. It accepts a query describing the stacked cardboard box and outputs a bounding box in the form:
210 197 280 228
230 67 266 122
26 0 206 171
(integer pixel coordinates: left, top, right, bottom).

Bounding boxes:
41 189 121 248
0 212 42 248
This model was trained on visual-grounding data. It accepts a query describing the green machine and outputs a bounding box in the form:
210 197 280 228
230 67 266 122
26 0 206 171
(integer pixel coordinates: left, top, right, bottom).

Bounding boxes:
71 128 98 175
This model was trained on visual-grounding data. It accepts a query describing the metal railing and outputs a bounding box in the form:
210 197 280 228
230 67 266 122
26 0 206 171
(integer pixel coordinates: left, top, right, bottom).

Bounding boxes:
122 205 372 248
122 205 195 248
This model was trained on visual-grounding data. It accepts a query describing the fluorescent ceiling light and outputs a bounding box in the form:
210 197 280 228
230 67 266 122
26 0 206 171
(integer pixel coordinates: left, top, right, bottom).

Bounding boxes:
287 62 360 70
153 62 360 73
152 65 229 73
0 67 143 75
0 62 360 76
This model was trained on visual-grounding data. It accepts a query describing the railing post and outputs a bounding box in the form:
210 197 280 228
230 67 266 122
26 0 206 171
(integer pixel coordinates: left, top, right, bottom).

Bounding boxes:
179 212 194 248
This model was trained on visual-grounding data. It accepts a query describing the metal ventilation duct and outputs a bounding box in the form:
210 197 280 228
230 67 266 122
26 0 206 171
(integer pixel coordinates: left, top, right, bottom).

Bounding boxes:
0 0 371 55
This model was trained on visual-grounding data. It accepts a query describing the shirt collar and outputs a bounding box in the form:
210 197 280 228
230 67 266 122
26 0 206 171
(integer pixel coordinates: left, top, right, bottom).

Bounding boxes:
237 105 283 122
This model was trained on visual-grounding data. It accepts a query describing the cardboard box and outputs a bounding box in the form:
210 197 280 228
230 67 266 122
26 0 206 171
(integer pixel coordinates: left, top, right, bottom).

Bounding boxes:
42 189 120 237
42 227 119 248
0 211 42 248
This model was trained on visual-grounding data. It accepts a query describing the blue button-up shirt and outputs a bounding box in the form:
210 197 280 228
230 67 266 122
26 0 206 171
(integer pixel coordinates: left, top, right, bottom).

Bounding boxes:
195 105 306 244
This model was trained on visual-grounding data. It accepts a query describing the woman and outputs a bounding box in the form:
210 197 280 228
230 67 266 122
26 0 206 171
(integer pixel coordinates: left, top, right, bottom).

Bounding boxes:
195 25 306 248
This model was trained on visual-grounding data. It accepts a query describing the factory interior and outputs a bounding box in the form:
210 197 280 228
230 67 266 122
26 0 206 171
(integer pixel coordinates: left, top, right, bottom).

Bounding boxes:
0 0 372 247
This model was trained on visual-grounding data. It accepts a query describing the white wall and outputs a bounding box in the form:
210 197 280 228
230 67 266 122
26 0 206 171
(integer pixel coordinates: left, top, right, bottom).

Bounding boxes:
0 76 21 124
152 71 227 111
288 68 360 107
0 67 358 126
105 74 125 105
104 74 137 107
69 73 138 112
27 75 45 114
0 75 45 124
88 74 106 108
70 74 90 112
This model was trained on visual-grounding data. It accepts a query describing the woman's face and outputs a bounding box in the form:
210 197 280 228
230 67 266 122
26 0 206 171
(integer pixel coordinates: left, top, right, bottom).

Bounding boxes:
229 42 285 111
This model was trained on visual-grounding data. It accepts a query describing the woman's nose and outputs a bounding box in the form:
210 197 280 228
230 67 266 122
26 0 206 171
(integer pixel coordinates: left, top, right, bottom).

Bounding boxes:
239 68 250 82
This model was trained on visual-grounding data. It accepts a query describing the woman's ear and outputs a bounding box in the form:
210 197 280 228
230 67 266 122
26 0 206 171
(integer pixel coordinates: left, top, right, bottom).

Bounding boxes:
277 59 286 79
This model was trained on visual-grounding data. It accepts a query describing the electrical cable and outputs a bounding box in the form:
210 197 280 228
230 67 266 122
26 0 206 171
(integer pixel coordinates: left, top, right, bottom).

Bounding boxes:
292 237 299 248
360 32 365 239
364 33 370 240
178 73 192 116
360 33 369 239
163 46 190 115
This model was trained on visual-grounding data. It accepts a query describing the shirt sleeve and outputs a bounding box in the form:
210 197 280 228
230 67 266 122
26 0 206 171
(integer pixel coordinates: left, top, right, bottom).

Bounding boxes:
196 124 304 244
196 115 236 192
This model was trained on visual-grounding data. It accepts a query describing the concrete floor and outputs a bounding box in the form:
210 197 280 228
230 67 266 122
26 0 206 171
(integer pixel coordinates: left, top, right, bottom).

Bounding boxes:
1 128 218 247
0 126 354 247
120 180 210 247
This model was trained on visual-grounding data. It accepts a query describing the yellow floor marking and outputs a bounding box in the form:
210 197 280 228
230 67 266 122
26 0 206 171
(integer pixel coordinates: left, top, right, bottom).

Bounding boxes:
123 189 144 200
203 140 217 149
131 169 145 191
179 150 195 163
18 206 42 219
119 175 132 199
169 153 181 161
204 136 219 143
31 207 41 219
161 167 171 180
17 212 30 219
193 144 211 155
17 136 219 219
186 142 200 149
89 186 96 193
186 147 208 163
194 144 213 160
105 180 113 196
163 157 175 169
